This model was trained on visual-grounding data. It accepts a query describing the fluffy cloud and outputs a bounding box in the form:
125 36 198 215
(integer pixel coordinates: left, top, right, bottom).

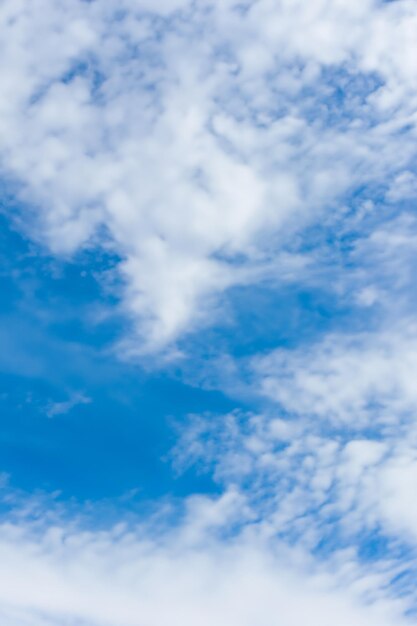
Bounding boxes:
2 2 417 624
241 319 417 549
254 325 417 425
1 0 417 350
0 487 410 626
173 405 417 611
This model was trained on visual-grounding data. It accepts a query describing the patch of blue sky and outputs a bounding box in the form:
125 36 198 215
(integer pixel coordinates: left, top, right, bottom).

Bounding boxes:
299 66 384 128
189 281 357 361
0 213 233 505
183 213 385 365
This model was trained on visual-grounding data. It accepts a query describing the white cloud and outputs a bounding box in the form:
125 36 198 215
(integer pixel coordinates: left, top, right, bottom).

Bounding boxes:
172 406 417 609
254 324 417 426
386 171 417 202
1 0 417 350
45 392 91 418
0 490 410 626
2 4 417 624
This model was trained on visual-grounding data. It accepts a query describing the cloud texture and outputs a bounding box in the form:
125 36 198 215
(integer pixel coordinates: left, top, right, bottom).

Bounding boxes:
2 1 417 625
1 0 417 349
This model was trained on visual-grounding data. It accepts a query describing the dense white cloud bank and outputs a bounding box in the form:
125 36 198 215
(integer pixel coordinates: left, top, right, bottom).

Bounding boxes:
1 0 417 349
0 486 411 626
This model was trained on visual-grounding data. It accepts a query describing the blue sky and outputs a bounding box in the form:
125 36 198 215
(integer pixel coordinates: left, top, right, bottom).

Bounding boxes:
0 213 235 501
1 1 417 625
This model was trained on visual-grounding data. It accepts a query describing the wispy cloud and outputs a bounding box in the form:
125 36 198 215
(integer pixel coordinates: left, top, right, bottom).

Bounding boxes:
45 392 91 418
